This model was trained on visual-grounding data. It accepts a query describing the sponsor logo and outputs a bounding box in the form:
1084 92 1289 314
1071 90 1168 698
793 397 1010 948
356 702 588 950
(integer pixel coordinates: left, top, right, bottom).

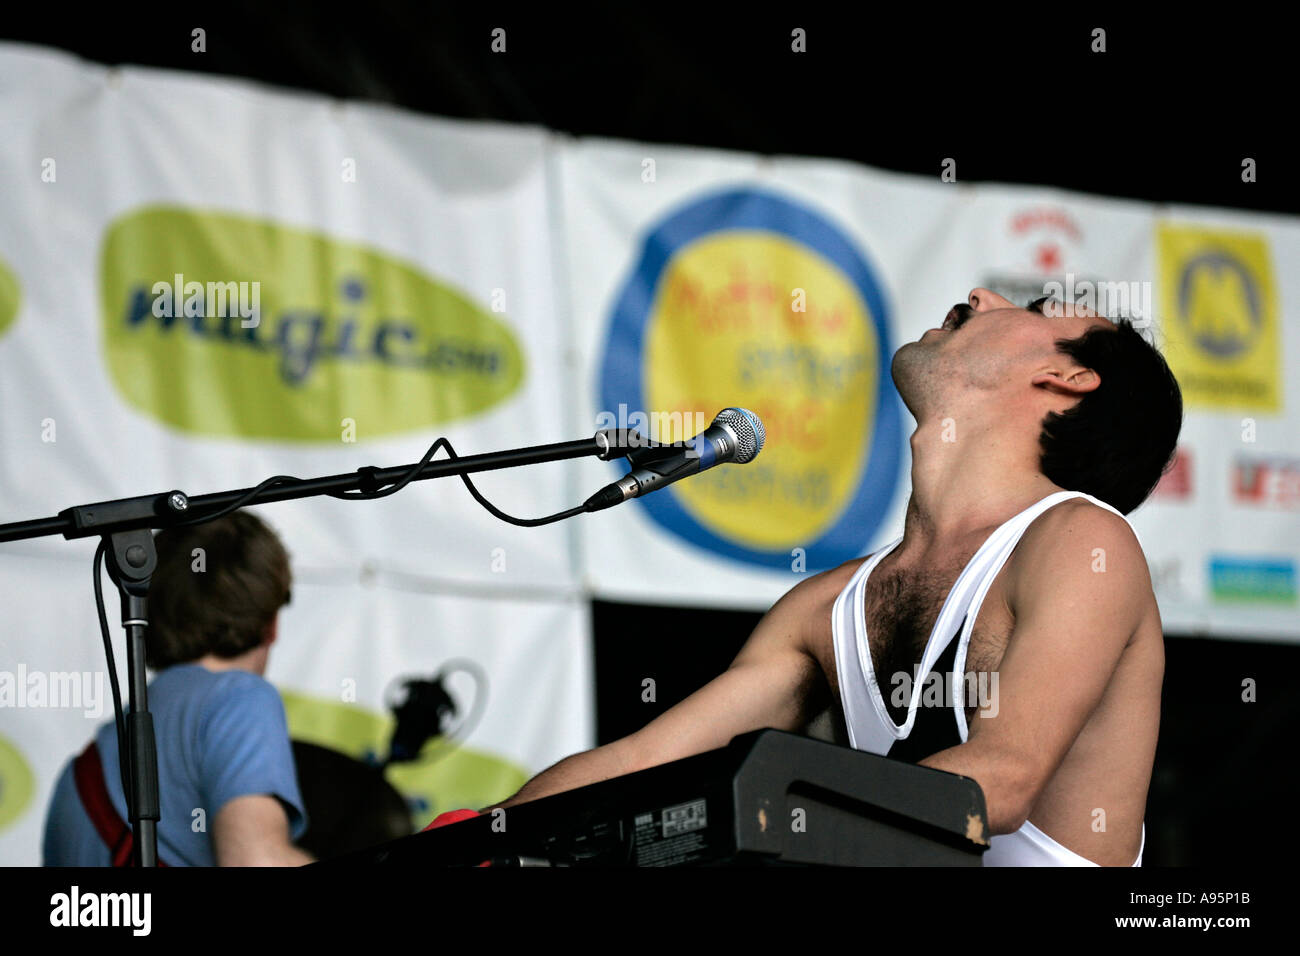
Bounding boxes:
988 206 1150 322
987 205 1093 311
100 206 525 441
0 255 19 338
597 188 903 570
1209 556 1296 604
1151 446 1192 500
1156 223 1280 411
1233 457 1300 510
1008 205 1082 273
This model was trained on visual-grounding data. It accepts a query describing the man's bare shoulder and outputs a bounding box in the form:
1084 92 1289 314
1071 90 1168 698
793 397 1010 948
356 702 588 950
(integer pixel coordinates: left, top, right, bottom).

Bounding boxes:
785 555 876 652
793 555 872 609
1007 496 1156 630
752 555 871 654
1016 497 1147 566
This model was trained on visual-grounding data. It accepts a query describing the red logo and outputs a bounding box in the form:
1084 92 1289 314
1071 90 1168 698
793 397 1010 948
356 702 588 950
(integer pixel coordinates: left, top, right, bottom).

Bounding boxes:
1009 208 1082 241
1034 243 1063 272
1234 458 1300 510
1007 206 1083 277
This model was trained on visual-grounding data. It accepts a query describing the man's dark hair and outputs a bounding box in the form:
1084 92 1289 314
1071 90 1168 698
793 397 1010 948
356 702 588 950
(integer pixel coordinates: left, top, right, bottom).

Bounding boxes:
146 512 292 669
1038 317 1183 516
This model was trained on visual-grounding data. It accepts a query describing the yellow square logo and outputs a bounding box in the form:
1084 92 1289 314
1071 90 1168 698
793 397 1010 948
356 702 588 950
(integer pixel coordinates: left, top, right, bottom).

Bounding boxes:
1156 223 1280 411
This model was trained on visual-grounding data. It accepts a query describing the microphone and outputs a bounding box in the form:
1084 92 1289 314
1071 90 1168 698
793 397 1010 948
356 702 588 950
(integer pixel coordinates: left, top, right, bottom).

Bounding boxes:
583 407 765 512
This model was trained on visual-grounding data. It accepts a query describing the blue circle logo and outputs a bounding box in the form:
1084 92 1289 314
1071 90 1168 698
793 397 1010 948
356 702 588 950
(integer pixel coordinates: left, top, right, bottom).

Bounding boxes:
597 187 902 570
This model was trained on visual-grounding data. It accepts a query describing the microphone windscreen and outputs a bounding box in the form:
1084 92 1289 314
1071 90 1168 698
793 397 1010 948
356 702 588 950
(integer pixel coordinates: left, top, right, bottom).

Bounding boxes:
716 407 765 463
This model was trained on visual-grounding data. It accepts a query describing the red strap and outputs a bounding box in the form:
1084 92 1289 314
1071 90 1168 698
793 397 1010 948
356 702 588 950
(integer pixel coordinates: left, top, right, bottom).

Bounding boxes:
72 741 168 868
421 808 481 831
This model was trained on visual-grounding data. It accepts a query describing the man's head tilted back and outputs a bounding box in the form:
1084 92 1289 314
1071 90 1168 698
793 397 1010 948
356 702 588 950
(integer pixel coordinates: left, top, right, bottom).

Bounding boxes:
891 287 1184 515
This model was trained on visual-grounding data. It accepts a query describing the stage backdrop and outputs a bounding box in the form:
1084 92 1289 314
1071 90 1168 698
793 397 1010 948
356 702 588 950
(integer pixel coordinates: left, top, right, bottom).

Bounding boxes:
560 146 1300 639
0 43 595 866
1 43 1298 863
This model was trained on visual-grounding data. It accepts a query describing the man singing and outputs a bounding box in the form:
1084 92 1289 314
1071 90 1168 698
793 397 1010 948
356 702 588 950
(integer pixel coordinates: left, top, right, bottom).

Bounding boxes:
438 287 1182 867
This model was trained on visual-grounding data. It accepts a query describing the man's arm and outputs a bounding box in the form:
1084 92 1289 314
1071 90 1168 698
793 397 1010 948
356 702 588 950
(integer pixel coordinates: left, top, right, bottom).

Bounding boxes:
198 676 313 865
919 502 1149 834
212 794 315 866
486 565 853 811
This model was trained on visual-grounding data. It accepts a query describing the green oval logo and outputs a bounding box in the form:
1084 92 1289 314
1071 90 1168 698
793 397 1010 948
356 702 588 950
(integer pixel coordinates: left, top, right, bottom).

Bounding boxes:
0 734 35 833
100 206 525 441
0 256 20 339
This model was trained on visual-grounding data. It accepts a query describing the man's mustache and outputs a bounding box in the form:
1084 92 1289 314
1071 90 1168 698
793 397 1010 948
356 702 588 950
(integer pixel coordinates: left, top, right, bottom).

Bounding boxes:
944 303 973 331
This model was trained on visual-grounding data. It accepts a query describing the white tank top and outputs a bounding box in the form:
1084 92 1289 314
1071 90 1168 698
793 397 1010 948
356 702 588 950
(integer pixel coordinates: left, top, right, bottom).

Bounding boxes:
830 490 1145 866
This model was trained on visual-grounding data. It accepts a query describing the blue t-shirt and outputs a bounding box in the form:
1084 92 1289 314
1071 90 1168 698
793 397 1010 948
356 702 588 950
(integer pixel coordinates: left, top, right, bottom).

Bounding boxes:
42 664 307 866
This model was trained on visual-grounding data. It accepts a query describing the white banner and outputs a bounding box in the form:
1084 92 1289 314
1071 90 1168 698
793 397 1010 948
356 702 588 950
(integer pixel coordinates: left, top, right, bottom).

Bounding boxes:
0 44 594 864
0 43 580 594
561 139 1300 638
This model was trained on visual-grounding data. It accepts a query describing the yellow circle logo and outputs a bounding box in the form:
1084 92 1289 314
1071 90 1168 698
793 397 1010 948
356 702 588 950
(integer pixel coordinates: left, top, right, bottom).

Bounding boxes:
646 232 876 547
600 188 902 569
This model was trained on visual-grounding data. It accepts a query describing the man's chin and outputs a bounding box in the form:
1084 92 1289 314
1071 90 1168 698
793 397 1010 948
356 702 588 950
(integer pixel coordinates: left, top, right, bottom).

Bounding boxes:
892 339 926 367
891 342 935 413
889 344 915 389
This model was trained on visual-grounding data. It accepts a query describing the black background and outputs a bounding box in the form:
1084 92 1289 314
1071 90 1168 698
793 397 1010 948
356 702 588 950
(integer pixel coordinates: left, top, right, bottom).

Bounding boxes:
4 7 1295 866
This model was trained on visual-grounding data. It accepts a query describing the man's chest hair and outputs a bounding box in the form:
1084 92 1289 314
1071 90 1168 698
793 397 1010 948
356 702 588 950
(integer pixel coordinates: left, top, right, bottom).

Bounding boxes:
863 562 1012 692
